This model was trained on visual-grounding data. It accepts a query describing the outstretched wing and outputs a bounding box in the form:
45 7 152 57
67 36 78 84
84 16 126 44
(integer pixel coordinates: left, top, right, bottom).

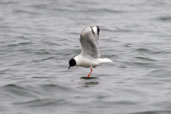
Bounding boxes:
80 26 100 58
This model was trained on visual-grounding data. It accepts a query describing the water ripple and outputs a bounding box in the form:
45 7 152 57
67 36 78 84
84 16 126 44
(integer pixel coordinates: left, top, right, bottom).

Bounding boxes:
0 0 171 114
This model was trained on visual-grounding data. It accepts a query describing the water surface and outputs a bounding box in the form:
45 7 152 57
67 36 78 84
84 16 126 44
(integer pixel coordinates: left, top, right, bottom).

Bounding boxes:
0 0 171 114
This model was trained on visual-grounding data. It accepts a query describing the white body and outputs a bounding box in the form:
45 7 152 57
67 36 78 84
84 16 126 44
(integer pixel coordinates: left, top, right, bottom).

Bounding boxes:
74 54 113 68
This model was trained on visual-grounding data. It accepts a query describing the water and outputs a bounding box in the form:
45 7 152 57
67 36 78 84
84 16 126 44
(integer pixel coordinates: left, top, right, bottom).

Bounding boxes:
0 0 171 114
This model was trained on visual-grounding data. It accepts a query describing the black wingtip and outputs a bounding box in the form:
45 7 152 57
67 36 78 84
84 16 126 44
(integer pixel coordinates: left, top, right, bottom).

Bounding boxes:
96 26 100 35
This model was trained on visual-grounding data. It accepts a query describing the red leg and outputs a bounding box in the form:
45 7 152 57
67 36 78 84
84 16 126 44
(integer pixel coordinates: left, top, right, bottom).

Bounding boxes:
87 67 93 78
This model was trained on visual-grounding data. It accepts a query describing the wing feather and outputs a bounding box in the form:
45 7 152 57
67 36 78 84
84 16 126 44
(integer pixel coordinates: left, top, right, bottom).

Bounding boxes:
79 26 100 58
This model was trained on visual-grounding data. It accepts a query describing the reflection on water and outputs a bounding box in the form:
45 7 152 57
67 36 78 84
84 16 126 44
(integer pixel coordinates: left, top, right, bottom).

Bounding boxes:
80 77 98 80
82 81 99 88
80 77 99 88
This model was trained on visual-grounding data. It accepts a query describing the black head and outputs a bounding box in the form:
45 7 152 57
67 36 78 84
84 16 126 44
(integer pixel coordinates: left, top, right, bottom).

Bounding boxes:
68 58 76 69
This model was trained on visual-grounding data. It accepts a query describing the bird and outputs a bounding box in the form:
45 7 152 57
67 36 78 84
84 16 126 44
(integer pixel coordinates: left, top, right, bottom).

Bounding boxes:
68 26 113 78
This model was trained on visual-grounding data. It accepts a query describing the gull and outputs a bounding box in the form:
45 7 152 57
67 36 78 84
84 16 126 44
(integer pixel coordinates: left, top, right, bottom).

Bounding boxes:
68 26 113 78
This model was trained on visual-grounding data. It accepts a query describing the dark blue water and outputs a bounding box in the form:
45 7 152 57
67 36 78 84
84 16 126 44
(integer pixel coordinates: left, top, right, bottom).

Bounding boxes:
0 0 171 114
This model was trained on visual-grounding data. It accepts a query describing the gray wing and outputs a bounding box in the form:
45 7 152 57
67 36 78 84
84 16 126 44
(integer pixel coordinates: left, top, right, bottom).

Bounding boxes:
80 27 100 58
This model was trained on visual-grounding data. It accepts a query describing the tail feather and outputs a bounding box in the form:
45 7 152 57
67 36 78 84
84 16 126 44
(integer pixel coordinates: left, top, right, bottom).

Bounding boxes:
98 58 113 64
